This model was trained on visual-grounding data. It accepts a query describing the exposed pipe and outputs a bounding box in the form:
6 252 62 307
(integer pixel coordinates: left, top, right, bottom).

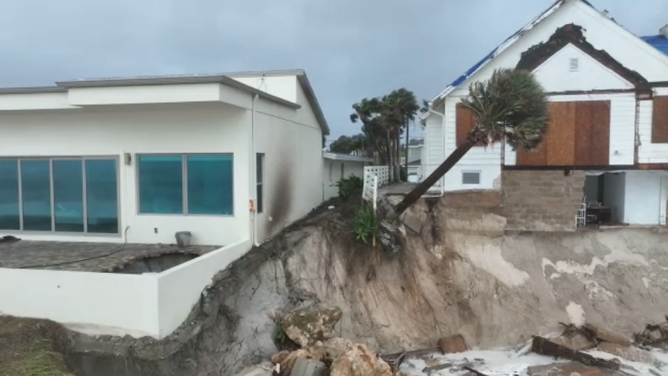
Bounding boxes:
250 94 260 247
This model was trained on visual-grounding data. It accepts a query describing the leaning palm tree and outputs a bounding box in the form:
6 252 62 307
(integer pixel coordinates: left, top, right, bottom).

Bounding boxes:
393 68 549 216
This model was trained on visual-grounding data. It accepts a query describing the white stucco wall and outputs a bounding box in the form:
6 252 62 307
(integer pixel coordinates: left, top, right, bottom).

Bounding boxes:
603 172 625 223
623 170 668 225
253 82 324 242
157 239 251 337
232 76 298 104
323 160 367 201
0 104 251 246
0 239 253 339
0 267 159 337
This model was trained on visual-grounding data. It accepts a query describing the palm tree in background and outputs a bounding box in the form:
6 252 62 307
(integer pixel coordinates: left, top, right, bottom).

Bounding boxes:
351 89 419 180
394 68 549 216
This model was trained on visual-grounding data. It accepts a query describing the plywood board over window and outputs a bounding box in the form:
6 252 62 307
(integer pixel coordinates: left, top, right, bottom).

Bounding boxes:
574 101 610 166
456 104 485 147
516 101 610 167
652 96 668 143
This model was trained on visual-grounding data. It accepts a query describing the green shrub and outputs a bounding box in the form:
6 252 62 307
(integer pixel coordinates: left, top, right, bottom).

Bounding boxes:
336 175 363 200
274 328 287 344
354 203 377 244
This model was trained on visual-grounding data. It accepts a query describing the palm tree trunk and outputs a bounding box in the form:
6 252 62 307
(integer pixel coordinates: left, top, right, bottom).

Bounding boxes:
386 130 393 179
405 118 409 180
395 131 401 182
394 139 475 216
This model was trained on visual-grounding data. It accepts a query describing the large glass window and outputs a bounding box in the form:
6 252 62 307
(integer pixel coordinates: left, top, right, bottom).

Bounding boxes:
0 160 20 230
21 160 51 231
138 154 234 215
86 160 119 234
138 155 183 214
0 157 118 234
53 160 84 232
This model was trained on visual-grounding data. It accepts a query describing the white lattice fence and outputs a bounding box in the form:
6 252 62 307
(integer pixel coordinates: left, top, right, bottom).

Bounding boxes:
363 166 390 204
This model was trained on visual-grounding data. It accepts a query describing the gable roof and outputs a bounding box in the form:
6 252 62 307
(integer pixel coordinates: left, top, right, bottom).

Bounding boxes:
431 0 591 106
429 0 666 107
517 24 647 86
642 35 668 57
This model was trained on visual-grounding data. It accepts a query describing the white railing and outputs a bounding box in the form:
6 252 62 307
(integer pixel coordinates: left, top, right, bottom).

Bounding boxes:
363 166 390 204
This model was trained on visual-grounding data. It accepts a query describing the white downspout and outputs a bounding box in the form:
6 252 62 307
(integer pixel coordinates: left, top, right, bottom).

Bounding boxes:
250 94 260 247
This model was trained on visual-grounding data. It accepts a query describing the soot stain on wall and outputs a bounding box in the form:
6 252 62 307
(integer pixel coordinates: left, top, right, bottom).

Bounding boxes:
266 154 293 236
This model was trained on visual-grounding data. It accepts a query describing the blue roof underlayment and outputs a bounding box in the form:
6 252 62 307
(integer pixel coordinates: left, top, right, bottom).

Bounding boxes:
641 35 668 57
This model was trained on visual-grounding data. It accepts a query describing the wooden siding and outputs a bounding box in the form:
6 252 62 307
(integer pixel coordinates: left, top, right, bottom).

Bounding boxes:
517 101 610 166
652 96 668 143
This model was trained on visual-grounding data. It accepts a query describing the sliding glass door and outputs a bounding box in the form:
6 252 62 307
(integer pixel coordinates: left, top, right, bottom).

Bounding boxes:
0 157 119 234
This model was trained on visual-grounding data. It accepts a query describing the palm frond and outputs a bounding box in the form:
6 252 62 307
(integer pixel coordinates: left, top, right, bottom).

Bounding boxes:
460 68 548 150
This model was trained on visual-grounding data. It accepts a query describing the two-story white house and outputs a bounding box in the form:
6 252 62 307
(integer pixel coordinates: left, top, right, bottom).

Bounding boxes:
421 0 668 226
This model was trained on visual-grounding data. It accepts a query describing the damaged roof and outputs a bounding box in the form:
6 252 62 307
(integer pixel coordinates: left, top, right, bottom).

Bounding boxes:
517 24 647 86
429 0 668 107
432 0 596 105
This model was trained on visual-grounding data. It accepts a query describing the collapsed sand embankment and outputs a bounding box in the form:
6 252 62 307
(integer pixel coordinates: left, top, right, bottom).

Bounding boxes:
61 194 668 375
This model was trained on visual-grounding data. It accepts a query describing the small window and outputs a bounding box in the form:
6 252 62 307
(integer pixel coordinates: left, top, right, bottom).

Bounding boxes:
569 58 579 72
340 163 344 180
256 153 264 213
462 171 481 185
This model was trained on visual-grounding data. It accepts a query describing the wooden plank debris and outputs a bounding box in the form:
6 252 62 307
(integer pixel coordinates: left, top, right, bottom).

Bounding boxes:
531 336 620 371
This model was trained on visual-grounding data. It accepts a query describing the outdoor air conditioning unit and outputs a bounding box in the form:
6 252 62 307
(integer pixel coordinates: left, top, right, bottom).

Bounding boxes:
661 24 668 38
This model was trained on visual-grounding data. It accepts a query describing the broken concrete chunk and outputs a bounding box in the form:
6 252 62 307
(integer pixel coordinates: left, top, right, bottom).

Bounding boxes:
527 362 604 376
437 334 468 354
322 337 355 362
290 358 327 376
584 323 631 346
330 343 392 376
279 305 343 347
402 213 422 234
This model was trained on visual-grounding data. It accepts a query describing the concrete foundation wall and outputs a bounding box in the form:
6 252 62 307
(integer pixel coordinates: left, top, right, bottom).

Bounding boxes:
501 170 585 231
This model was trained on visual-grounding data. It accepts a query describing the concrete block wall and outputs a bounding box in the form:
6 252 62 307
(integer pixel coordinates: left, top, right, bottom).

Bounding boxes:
501 170 586 232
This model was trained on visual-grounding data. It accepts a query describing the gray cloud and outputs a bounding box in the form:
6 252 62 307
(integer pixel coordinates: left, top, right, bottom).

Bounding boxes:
0 0 666 142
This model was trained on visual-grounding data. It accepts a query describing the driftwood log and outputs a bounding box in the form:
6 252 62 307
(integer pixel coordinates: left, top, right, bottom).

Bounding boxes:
531 336 620 370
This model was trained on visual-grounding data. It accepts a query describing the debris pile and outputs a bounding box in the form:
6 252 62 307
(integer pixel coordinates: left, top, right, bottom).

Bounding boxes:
396 319 668 376
238 305 393 376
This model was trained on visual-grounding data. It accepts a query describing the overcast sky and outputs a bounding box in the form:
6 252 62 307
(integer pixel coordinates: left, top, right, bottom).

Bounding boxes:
1 0 666 143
